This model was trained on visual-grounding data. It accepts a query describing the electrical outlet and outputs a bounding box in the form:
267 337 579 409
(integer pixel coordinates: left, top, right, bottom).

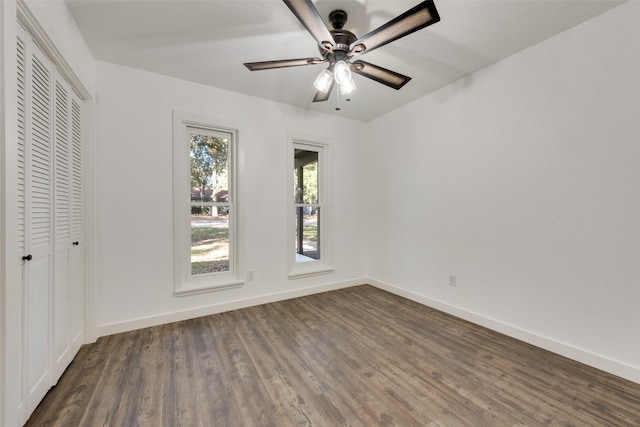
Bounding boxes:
449 275 457 287
247 270 254 281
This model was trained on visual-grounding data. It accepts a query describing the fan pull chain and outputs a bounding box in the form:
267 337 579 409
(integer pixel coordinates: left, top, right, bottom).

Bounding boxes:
334 92 352 111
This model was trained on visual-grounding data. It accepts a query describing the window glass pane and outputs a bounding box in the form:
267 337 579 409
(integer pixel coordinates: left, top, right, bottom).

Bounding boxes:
295 206 320 262
191 206 229 275
294 149 318 204
190 133 229 203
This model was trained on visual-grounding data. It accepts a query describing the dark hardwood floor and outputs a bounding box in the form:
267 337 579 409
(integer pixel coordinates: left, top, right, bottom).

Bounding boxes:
26 285 640 426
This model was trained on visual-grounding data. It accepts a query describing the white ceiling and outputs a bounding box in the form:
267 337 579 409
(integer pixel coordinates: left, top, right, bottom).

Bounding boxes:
66 0 624 122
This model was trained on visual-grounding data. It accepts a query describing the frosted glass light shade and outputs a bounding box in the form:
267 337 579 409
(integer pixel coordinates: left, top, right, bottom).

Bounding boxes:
333 61 352 85
339 76 356 95
313 69 333 93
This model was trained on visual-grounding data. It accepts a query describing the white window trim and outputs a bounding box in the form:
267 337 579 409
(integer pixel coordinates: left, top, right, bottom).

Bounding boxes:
287 135 334 279
173 111 242 295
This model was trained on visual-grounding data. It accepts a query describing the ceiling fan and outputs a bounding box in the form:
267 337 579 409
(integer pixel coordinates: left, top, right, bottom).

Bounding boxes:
244 0 440 103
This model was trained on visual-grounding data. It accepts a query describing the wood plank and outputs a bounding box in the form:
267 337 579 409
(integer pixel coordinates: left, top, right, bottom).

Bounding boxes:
26 285 640 426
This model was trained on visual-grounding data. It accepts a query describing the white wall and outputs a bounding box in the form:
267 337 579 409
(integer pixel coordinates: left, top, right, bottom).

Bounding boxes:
93 61 368 336
366 1 640 383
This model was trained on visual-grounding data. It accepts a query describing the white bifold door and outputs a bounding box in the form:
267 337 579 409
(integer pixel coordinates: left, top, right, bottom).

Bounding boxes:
17 22 85 417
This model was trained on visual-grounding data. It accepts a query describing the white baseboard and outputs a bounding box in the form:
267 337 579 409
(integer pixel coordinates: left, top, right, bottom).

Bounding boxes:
96 277 368 338
368 278 640 385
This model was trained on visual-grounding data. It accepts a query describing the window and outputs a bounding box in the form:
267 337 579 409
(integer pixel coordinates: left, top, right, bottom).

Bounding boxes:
288 138 333 278
294 149 319 261
173 112 240 294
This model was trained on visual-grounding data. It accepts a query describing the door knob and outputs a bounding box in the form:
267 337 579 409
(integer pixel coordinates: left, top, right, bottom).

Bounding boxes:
73 241 79 246
22 254 32 261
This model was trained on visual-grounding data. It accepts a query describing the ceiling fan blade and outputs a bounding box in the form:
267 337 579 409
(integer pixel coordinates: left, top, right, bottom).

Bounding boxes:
313 79 334 102
283 0 335 51
244 57 325 71
349 1 440 57
351 60 411 90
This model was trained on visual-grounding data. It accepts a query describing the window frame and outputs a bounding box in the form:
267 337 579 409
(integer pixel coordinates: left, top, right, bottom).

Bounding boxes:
173 111 241 295
287 136 333 279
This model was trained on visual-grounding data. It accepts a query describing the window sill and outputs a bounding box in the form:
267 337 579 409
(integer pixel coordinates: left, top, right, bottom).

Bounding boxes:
288 266 335 280
175 280 244 297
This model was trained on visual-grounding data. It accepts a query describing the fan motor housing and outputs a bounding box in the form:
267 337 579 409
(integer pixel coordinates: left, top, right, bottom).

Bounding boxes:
319 28 356 57
331 29 357 47
323 9 357 54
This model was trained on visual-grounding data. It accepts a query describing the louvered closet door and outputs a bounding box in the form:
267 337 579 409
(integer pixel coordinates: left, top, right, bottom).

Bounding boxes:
18 20 87 420
69 91 84 356
52 70 72 380
17 25 27 272
23 33 54 414
16 25 29 416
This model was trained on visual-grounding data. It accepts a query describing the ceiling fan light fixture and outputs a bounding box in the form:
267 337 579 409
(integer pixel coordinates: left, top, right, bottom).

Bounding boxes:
333 60 352 85
313 69 333 93
339 76 356 96
245 2 441 104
